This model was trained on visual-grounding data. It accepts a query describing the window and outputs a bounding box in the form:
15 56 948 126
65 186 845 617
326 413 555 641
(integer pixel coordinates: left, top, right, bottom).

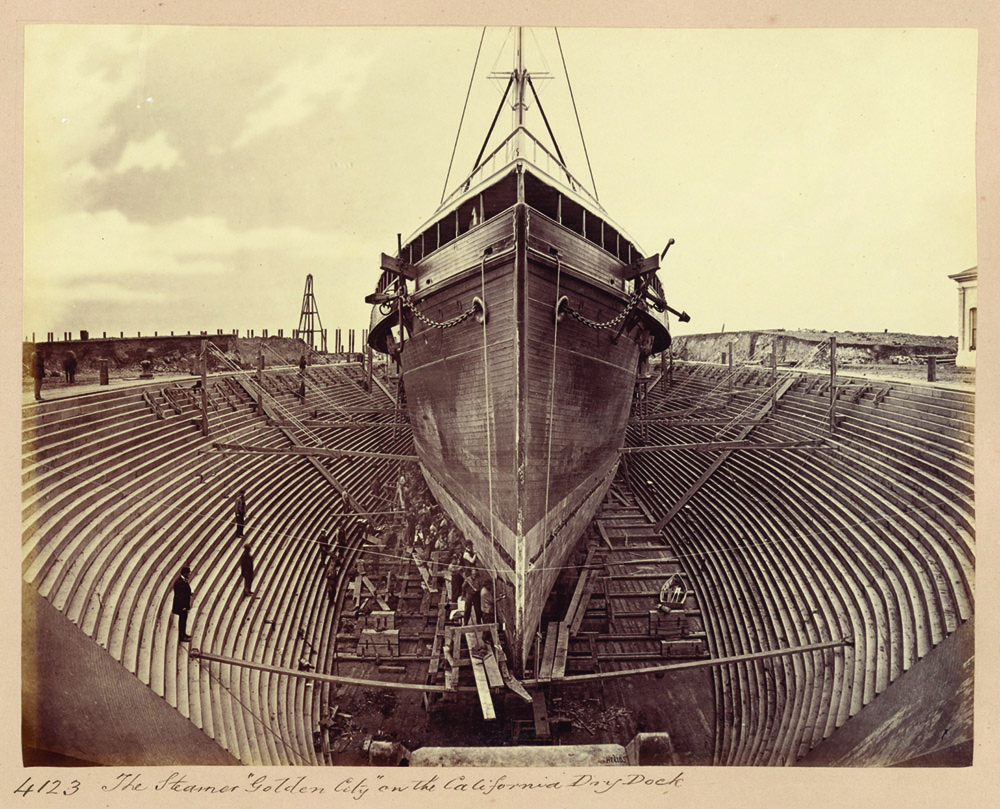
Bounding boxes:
969 307 977 351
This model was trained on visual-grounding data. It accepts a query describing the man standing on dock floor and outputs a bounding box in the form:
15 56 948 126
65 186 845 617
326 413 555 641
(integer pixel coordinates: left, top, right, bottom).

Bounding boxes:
31 346 46 401
240 544 254 597
234 488 246 538
172 566 193 642
62 350 77 384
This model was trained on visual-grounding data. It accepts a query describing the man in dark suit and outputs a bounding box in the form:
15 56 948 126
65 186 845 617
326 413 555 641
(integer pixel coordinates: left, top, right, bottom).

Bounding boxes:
239 544 254 597
62 350 77 384
31 346 46 401
172 566 193 641
234 488 246 537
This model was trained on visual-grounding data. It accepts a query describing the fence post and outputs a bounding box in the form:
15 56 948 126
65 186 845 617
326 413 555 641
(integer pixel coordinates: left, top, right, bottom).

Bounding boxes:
728 340 734 400
771 339 777 412
257 348 264 414
927 356 937 382
829 336 837 433
366 337 373 392
200 340 210 437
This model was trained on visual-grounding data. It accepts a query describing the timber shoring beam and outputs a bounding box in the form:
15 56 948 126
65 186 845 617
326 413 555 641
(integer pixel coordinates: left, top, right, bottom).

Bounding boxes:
210 441 419 464
189 648 478 693
230 375 376 510
629 405 727 423
629 418 766 427
190 637 850 691
621 439 827 455
651 374 800 532
522 637 852 687
268 420 403 430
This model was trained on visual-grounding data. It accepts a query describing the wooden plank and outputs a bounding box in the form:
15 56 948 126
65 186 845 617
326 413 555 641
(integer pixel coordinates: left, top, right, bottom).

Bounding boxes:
412 552 437 592
563 544 600 633
464 632 496 720
621 253 660 281
211 441 419 463
494 643 532 704
381 252 418 280
466 626 503 689
653 374 799 532
553 622 570 680
361 576 391 610
608 486 631 507
532 690 550 739
570 577 598 636
449 622 498 638
595 521 615 550
426 586 450 680
563 568 591 627
538 622 559 683
482 647 505 690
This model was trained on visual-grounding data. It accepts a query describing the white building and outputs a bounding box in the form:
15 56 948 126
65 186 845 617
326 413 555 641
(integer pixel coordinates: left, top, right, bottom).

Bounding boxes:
948 266 977 368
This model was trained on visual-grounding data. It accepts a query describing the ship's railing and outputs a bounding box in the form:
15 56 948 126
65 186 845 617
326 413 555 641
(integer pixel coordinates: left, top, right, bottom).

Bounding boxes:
441 126 602 214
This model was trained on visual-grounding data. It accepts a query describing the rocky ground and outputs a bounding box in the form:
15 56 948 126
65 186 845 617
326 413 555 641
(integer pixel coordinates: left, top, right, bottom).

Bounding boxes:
670 328 973 389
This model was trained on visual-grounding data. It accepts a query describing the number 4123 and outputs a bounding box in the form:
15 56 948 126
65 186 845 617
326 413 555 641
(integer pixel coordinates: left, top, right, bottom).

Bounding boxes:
13 779 80 797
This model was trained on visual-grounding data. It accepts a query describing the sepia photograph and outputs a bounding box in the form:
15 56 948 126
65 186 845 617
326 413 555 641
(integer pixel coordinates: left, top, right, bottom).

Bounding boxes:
7 2 997 806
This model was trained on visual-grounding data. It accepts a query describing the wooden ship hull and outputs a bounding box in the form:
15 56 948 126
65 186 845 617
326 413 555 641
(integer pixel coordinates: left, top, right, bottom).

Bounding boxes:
370 172 672 668
367 32 677 669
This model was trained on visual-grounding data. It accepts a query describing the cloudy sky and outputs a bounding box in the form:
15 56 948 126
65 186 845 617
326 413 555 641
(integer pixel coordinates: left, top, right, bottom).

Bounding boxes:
22 25 977 343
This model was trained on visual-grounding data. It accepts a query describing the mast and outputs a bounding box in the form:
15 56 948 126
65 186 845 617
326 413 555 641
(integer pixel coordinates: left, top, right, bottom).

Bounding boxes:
515 27 525 129
510 26 526 161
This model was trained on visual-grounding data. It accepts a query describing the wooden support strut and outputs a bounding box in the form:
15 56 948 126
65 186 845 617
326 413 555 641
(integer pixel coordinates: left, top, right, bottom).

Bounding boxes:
620 439 827 455
190 638 851 694
209 441 419 463
652 372 799 533
464 632 496 720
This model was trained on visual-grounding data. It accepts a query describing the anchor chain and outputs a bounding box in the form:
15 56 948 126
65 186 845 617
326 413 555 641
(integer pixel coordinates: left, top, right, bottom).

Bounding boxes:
400 292 483 329
559 279 649 331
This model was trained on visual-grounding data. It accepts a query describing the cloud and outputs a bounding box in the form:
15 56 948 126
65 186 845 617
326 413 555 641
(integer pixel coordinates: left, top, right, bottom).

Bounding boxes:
24 208 371 282
114 130 184 173
22 206 383 337
232 49 376 149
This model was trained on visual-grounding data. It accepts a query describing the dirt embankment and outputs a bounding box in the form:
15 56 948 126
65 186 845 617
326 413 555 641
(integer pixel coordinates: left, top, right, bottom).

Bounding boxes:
672 329 956 367
670 329 973 387
22 334 340 383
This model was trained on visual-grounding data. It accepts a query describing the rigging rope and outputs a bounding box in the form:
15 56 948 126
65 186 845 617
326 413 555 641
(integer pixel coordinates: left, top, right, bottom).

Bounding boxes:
555 27 599 201
441 27 487 204
260 343 351 420
479 252 498 594
542 254 562 551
